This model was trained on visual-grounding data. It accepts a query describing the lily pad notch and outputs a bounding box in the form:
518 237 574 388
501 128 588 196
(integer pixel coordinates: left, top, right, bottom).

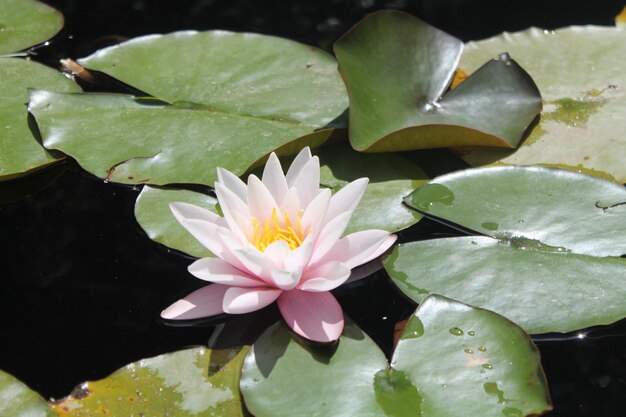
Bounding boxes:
334 10 542 152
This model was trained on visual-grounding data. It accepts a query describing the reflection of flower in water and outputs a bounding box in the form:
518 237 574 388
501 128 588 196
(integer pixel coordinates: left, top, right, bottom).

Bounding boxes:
162 147 396 342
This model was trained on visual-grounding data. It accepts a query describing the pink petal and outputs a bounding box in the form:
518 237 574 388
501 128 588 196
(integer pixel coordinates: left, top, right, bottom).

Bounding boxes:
161 284 228 320
285 147 312 186
262 240 291 268
188 257 265 287
313 230 397 269
262 153 288 206
277 290 344 343
309 211 353 265
177 218 223 257
216 167 247 202
284 240 313 272
214 182 250 241
291 156 320 208
280 187 301 218
170 202 224 227
182 219 247 270
223 287 282 314
300 188 331 232
232 247 276 284
354 234 397 266
270 268 302 290
324 178 368 223
247 175 279 222
298 261 351 292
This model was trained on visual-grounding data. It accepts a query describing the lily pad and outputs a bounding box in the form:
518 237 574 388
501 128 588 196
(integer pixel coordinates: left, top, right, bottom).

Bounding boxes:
334 10 541 152
385 237 626 334
0 0 64 55
78 30 347 128
0 369 55 417
392 295 551 417
28 29 348 185
240 295 551 417
135 186 218 258
134 145 426 257
50 346 249 417
403 166 626 257
29 91 332 185
387 166 626 334
456 26 626 183
0 58 80 181
316 144 428 234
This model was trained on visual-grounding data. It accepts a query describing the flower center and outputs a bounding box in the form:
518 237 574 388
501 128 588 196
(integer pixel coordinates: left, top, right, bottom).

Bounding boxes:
251 208 307 252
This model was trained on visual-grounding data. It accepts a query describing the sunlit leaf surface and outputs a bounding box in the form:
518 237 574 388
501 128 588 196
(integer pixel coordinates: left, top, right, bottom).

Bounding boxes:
393 296 551 417
404 166 626 256
316 144 428 234
29 29 348 185
386 166 626 333
334 10 541 152
29 91 333 185
0 369 55 417
0 0 63 55
241 296 551 417
457 26 626 183
51 347 248 417
0 59 80 181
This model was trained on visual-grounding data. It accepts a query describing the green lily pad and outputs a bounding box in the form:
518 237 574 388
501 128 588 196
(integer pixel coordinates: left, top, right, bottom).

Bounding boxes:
28 29 348 185
403 166 626 257
385 237 626 334
241 321 389 417
0 58 80 181
50 346 249 417
0 369 55 417
392 295 551 417
134 145 426 257
240 295 551 417
135 186 218 258
456 26 626 183
78 30 347 128
0 0 64 55
29 91 334 185
387 166 626 334
334 10 541 152
316 144 427 234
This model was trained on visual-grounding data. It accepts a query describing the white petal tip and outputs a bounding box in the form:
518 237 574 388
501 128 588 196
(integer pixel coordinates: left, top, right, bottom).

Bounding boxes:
161 299 195 319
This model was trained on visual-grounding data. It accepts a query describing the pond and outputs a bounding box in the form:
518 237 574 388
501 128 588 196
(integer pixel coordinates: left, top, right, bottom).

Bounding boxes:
1 0 625 416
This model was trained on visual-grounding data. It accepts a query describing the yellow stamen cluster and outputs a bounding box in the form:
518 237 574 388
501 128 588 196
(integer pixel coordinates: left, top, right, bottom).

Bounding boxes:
251 208 307 252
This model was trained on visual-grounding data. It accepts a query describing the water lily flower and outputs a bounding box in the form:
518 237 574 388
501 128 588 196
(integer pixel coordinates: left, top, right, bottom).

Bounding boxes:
161 147 396 343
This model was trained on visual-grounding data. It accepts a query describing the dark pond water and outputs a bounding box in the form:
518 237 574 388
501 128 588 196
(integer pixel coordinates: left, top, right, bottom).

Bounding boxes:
1 0 625 415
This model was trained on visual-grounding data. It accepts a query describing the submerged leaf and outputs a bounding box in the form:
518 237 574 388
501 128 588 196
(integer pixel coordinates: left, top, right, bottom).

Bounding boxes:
456 26 626 183
334 10 541 152
51 346 249 417
241 296 551 417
